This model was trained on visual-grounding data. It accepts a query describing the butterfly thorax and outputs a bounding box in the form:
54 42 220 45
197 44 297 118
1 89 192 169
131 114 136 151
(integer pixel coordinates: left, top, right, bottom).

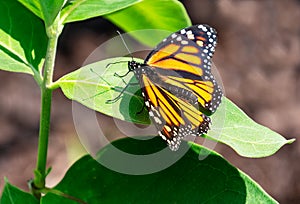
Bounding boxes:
128 60 161 82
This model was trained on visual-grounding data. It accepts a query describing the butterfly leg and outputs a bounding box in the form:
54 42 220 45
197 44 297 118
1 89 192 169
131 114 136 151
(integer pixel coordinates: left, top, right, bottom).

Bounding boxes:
105 61 129 69
106 61 132 83
114 71 131 81
106 82 139 104
106 83 130 103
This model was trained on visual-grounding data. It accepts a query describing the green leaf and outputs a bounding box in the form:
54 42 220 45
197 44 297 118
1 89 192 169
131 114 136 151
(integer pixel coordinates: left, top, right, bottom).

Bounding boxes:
0 1 47 80
18 0 65 26
206 98 295 157
61 0 141 24
54 57 150 124
55 58 294 158
16 0 43 21
0 179 38 204
41 137 277 203
105 0 191 47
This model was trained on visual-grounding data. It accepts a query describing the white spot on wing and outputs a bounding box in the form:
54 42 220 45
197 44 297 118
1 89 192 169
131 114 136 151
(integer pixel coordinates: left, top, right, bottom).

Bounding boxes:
154 116 162 124
181 40 188 45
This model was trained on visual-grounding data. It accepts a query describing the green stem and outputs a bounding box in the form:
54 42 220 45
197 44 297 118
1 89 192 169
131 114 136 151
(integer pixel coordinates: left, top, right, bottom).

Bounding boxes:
34 88 52 187
40 188 88 204
33 24 60 197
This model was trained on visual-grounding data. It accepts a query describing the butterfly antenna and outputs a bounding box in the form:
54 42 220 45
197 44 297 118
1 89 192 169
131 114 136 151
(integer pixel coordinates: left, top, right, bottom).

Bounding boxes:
117 30 134 61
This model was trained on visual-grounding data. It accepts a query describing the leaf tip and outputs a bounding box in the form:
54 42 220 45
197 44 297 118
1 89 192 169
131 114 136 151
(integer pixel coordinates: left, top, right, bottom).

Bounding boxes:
287 138 296 144
3 177 9 184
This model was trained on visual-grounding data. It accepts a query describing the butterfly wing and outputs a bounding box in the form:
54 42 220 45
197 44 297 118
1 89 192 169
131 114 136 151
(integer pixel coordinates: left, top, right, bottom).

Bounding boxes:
140 73 210 151
130 24 222 150
144 24 222 115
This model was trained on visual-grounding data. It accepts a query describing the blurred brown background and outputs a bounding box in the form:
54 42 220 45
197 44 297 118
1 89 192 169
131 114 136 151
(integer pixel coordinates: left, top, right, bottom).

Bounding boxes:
0 0 299 203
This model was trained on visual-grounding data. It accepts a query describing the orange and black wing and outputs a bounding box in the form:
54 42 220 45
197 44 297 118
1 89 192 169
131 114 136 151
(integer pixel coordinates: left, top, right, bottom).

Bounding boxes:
130 24 222 150
141 74 210 151
144 24 222 115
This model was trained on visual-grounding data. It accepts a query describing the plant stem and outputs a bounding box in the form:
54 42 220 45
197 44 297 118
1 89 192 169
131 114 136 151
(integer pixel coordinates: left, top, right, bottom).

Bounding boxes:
33 24 60 196
34 88 52 188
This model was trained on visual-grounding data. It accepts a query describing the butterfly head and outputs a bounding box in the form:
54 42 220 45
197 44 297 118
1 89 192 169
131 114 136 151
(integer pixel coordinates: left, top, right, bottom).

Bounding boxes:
128 60 139 71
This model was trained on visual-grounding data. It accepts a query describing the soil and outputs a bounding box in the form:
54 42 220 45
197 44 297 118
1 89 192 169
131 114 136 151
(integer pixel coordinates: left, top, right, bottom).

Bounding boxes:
0 0 299 203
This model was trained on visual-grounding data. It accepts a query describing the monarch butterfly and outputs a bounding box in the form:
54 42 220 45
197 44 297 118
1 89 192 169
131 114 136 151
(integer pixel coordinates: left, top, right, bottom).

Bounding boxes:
114 24 222 151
